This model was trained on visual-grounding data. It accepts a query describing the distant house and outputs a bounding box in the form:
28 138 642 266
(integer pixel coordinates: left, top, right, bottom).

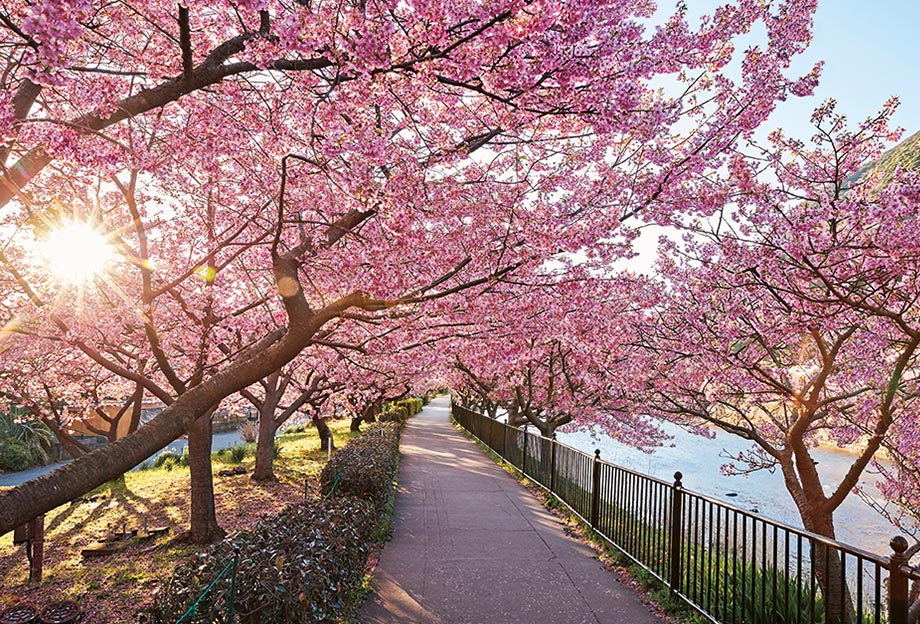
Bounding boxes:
69 396 167 442
70 398 250 442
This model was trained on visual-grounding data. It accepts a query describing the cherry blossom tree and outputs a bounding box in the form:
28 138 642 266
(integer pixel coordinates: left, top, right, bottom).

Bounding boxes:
447 269 665 442
0 342 144 458
632 100 919 620
0 0 819 537
239 353 342 481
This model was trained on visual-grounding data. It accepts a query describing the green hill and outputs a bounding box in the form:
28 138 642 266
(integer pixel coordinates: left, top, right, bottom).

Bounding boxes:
853 129 920 185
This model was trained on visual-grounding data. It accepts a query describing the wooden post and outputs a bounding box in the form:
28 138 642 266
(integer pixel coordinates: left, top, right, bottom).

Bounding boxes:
30 515 43 583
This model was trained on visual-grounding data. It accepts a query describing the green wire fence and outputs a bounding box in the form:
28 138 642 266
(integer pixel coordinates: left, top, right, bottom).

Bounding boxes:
174 552 239 624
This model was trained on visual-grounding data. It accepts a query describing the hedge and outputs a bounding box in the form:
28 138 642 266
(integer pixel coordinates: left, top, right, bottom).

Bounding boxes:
379 406 408 423
140 496 375 624
395 398 423 416
142 421 403 624
320 422 400 507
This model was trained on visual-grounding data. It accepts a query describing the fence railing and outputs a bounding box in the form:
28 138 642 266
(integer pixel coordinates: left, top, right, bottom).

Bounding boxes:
451 403 920 624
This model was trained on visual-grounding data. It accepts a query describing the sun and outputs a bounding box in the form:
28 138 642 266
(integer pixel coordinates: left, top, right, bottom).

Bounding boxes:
41 223 114 282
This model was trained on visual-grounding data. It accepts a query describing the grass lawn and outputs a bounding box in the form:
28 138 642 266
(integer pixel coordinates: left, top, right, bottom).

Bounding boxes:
0 419 359 623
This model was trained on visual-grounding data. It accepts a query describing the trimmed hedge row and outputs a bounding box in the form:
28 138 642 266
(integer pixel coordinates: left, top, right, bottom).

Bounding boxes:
320 421 401 507
378 398 423 424
142 422 402 624
397 398 423 416
379 406 408 423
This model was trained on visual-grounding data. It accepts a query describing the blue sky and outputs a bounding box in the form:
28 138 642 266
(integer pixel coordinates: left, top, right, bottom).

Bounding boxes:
683 0 920 143
774 0 920 141
626 1 920 272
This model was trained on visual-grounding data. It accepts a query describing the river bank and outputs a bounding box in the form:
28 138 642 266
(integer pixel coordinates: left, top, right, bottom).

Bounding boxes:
554 420 900 555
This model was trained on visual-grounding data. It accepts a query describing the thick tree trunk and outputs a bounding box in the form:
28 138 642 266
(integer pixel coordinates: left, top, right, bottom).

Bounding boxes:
350 416 363 432
312 415 334 451
185 412 224 544
252 405 279 482
0 288 367 534
363 399 380 424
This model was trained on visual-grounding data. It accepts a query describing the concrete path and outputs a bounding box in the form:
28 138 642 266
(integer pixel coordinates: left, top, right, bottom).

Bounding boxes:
359 396 663 624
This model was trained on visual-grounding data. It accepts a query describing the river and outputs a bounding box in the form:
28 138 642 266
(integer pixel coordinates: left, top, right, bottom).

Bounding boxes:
552 421 902 557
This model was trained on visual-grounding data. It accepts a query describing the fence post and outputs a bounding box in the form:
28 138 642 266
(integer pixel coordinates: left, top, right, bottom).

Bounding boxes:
889 536 910 624
521 424 528 474
669 471 684 595
549 433 557 494
590 449 601 528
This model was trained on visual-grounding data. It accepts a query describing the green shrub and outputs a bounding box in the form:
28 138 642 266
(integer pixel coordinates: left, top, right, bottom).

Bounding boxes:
0 438 32 471
379 406 408 424
153 451 181 469
0 410 53 466
394 398 422 417
229 445 247 463
320 422 400 507
143 496 376 624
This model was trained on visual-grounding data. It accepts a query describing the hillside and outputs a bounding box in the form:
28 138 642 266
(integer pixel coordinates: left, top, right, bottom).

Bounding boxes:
853 129 920 184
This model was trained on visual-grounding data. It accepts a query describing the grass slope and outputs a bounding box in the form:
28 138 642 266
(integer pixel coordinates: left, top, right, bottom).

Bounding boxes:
0 419 359 623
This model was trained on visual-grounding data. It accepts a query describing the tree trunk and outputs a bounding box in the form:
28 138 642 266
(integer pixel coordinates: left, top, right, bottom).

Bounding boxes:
252 405 279 482
312 415 334 451
506 403 528 427
0 296 341 535
801 509 854 624
185 411 224 544
350 416 363 432
362 399 380 424
43 421 90 460
127 384 144 435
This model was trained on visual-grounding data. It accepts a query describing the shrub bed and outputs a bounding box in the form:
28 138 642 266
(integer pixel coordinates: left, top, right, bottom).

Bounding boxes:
379 406 408 423
143 421 402 624
395 398 423 416
319 422 400 507
141 496 375 624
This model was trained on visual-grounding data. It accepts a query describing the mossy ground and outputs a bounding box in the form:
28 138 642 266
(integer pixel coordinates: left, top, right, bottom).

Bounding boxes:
0 419 359 622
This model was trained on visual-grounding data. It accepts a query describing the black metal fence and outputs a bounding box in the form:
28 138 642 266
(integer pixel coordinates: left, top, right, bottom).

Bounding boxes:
452 403 920 624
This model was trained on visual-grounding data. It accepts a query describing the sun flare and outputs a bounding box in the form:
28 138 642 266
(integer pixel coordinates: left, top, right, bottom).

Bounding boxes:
41 223 114 282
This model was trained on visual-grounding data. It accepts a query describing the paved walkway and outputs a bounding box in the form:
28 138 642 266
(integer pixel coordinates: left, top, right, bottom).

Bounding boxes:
359 396 663 624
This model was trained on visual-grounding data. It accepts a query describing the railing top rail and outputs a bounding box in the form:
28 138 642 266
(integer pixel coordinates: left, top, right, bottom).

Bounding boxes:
454 402 911 569
680 488 893 565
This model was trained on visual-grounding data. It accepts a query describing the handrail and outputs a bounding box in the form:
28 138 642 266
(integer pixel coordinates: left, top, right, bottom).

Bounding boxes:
451 401 920 624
